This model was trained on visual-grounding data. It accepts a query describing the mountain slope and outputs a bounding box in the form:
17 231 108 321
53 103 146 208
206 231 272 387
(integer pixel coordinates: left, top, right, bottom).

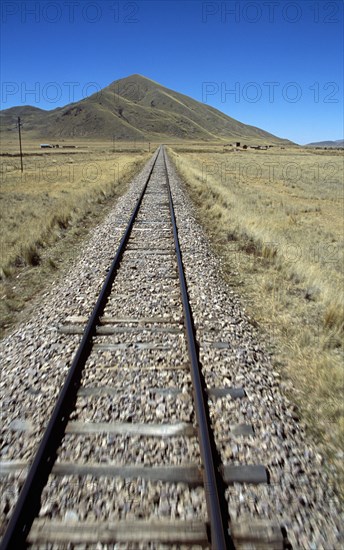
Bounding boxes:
0 74 291 143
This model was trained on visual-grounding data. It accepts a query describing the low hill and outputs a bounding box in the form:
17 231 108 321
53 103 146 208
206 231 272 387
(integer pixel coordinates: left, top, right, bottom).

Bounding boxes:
0 74 291 144
306 139 344 148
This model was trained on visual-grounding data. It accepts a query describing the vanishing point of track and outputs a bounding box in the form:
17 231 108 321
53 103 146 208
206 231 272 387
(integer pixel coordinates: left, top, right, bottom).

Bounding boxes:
1 146 282 549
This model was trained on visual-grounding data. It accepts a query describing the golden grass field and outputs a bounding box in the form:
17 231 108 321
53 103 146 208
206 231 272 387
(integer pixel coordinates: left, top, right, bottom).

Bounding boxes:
0 138 151 333
168 144 344 493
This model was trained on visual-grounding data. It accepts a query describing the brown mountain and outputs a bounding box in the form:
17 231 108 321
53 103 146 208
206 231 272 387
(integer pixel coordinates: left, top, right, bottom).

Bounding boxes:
0 74 291 143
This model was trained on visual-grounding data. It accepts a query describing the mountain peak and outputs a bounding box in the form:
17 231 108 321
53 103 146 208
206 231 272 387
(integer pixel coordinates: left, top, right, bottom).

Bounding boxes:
110 74 162 88
119 73 159 82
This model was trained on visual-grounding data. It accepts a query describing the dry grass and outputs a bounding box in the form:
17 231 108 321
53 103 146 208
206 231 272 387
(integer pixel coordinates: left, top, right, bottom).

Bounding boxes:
0 139 150 333
168 145 344 493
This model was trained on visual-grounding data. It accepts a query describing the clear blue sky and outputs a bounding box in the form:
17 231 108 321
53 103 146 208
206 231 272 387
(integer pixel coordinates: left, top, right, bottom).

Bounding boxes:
1 0 343 144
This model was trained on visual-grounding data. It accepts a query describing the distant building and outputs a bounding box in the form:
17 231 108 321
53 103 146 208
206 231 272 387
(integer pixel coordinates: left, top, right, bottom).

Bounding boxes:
40 143 61 149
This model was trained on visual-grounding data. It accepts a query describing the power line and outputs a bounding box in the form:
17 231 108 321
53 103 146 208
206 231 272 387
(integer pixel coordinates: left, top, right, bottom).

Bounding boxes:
17 117 23 172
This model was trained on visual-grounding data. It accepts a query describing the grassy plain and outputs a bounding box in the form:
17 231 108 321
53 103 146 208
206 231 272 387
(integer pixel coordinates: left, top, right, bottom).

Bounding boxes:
168 145 344 492
0 138 151 334
1 136 343 491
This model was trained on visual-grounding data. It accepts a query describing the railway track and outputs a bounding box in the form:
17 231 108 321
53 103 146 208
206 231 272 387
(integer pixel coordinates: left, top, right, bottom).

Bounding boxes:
1 146 286 549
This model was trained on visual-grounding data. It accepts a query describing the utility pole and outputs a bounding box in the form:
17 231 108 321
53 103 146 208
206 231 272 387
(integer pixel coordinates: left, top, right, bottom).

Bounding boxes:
17 117 23 172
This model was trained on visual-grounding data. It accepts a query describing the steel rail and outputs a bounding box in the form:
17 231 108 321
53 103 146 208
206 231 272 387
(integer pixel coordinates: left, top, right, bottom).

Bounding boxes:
0 148 160 550
163 147 233 550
